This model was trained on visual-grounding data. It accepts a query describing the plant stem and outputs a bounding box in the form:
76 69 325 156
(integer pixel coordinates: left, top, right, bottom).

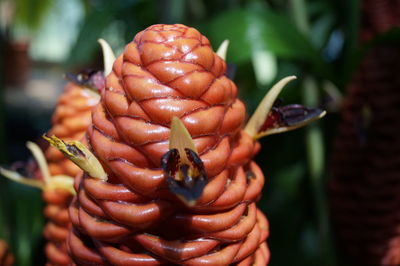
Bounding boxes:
289 0 335 265
303 77 334 266
289 0 310 34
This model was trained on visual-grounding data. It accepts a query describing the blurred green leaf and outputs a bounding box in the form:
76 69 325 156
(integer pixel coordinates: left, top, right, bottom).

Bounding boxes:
311 14 335 49
251 49 277 86
66 2 118 66
207 9 319 64
159 0 186 24
340 0 360 85
302 76 335 266
187 0 206 20
306 125 324 179
0 179 10 241
270 162 305 199
7 182 44 266
14 0 52 31
289 0 309 34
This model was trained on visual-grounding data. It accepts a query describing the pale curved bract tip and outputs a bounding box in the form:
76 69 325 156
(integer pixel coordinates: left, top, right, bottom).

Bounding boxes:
1 141 76 194
26 141 51 184
216 39 230 61
98 38 116 76
169 116 197 164
244 76 297 138
0 167 44 190
50 175 76 195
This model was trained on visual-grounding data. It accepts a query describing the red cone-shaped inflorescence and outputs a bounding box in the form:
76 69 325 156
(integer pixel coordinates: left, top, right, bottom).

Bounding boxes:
42 75 102 266
330 1 400 264
67 24 270 265
0 240 14 266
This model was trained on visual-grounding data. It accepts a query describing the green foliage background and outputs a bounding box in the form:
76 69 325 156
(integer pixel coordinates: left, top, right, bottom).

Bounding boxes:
1 0 398 265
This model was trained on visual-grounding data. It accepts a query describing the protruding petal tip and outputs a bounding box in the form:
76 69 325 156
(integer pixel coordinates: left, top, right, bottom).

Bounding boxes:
48 175 76 195
26 141 51 183
65 70 105 93
161 148 208 208
163 118 208 207
43 135 108 181
255 105 326 138
169 116 197 164
245 76 297 138
245 76 326 139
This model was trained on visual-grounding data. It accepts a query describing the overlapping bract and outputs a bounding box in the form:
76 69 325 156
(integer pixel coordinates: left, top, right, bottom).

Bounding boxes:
67 24 270 265
42 82 99 265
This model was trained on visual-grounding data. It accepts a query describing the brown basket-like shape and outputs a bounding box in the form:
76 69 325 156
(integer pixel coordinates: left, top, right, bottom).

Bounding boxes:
330 0 400 265
43 82 99 266
331 45 400 266
0 240 14 266
360 0 400 42
67 24 270 265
